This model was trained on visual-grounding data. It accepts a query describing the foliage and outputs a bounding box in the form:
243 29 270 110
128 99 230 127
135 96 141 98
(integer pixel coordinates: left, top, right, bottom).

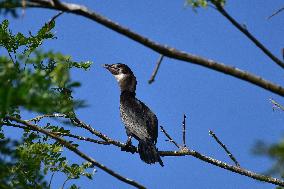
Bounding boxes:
185 0 226 9
254 140 284 177
0 139 48 189
0 19 92 118
18 127 94 188
0 16 93 188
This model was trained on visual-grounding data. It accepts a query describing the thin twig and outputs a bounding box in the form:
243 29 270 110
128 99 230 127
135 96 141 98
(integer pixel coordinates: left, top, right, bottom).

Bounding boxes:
267 6 284 20
49 10 64 22
12 0 284 97
6 116 146 189
70 117 129 149
148 54 164 84
25 113 67 122
53 132 110 145
61 178 69 189
4 121 110 145
8 51 16 64
160 125 180 148
212 2 284 69
48 173 55 189
209 130 240 167
182 114 187 148
269 98 284 111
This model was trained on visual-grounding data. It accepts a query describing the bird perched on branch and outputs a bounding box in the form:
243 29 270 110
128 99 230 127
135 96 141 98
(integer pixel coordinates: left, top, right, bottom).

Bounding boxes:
103 63 164 167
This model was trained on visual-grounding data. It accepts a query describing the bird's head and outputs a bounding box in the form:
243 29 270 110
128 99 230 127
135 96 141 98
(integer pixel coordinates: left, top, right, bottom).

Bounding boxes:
103 63 137 93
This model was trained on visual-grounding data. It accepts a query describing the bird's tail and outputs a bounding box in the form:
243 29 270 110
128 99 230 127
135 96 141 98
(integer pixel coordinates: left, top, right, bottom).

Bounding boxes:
138 140 164 167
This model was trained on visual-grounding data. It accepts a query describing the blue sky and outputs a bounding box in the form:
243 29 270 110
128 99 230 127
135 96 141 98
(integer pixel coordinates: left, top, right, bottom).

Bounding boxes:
3 0 284 188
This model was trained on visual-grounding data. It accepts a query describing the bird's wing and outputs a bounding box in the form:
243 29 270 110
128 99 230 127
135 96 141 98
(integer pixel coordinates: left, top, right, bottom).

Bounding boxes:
137 99 158 144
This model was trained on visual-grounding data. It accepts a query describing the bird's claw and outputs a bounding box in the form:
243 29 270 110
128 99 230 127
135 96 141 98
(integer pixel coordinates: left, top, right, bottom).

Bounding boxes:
121 144 136 154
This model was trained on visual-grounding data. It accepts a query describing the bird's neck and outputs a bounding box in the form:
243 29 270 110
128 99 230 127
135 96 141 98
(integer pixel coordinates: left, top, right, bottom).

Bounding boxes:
118 75 137 95
120 90 136 99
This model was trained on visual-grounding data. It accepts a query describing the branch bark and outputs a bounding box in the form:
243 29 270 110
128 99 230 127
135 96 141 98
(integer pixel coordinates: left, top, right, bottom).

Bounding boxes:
8 0 284 97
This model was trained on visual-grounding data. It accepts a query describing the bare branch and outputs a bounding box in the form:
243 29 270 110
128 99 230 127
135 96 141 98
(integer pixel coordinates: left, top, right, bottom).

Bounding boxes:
159 149 284 187
53 132 110 145
25 113 67 122
209 130 240 167
269 98 284 111
70 116 128 149
6 116 146 189
159 122 283 186
160 125 180 148
148 54 164 84
12 0 284 97
212 2 284 69
49 10 64 22
4 121 111 145
182 114 187 148
267 6 284 20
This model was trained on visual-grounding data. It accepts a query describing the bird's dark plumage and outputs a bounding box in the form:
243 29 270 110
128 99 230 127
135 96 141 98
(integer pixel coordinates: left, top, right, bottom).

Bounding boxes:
103 63 163 166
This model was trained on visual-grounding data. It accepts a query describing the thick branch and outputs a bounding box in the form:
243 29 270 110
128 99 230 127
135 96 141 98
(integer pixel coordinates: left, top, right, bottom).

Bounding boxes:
10 0 284 97
6 116 146 189
213 3 284 69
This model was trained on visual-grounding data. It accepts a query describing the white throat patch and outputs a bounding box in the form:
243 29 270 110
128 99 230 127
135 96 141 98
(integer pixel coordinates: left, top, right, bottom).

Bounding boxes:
114 73 127 82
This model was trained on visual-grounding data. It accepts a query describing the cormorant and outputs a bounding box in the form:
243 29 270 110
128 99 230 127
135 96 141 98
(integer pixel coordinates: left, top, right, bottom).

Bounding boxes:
103 63 164 166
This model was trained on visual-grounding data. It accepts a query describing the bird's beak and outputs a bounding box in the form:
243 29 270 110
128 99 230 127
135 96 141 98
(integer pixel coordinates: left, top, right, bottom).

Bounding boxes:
102 64 110 69
102 64 117 75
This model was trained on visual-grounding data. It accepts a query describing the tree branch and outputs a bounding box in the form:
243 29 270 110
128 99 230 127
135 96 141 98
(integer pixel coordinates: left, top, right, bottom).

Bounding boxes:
148 54 164 84
8 0 284 97
267 6 284 20
209 130 240 166
159 149 284 186
159 123 284 187
182 114 187 148
212 2 284 69
160 125 180 148
6 116 146 189
4 115 284 187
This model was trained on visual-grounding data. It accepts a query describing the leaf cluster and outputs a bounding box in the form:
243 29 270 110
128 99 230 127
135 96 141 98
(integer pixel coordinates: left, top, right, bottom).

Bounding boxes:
254 140 284 178
0 19 92 118
0 139 49 189
20 126 94 188
185 0 226 9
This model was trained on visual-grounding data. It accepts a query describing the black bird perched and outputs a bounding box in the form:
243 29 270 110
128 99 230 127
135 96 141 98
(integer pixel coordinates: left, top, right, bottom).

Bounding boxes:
103 63 164 167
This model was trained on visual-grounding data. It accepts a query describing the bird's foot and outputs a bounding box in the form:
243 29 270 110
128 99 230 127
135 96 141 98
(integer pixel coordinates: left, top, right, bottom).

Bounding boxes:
121 143 136 154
